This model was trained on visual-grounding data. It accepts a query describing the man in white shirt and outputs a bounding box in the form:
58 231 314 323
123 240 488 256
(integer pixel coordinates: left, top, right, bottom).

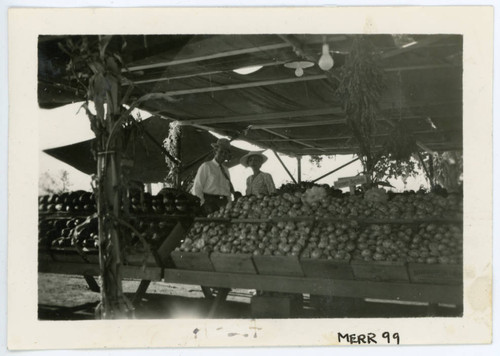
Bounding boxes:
192 138 234 215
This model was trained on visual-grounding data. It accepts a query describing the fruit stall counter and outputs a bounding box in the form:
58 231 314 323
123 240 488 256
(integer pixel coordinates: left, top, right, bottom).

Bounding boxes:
38 189 198 299
38 261 462 306
38 189 463 312
39 215 463 307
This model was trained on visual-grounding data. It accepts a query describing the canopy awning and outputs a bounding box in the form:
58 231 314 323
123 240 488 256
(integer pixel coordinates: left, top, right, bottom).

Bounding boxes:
43 116 249 183
38 34 463 156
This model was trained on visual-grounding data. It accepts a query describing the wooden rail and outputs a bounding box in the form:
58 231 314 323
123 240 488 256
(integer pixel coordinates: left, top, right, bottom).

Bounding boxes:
38 262 463 305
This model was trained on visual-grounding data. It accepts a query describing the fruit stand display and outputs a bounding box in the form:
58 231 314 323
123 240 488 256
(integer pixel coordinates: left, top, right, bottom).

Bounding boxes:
38 189 199 290
38 181 463 315
167 186 463 310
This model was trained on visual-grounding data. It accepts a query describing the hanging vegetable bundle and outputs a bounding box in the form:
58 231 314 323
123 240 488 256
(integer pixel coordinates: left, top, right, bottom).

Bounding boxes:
336 36 386 177
383 121 417 161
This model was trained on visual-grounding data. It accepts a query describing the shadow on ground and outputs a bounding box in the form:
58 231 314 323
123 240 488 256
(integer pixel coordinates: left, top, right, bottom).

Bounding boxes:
38 292 463 320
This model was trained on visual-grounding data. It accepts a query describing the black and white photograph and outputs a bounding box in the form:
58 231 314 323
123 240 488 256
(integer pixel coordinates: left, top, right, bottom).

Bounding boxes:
6 5 494 351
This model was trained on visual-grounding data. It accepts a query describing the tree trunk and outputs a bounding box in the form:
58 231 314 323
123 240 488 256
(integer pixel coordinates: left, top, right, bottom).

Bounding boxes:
96 127 133 319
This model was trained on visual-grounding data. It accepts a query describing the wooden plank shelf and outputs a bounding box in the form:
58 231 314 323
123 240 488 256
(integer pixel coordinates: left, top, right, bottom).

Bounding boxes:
408 263 462 285
171 251 215 271
128 214 195 220
253 255 304 277
231 218 269 223
210 252 257 274
315 217 463 224
194 217 231 223
162 268 463 305
271 216 316 223
351 260 410 282
300 258 354 280
192 216 462 225
38 212 93 219
37 261 463 305
39 261 163 280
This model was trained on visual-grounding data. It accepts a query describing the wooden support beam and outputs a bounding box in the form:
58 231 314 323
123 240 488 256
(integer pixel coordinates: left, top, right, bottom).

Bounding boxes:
417 151 433 187
162 269 463 305
279 34 318 63
178 107 345 126
126 35 348 73
257 136 351 143
168 103 459 127
163 74 327 97
297 142 461 155
83 275 100 293
207 288 230 318
299 146 383 152
38 262 163 281
384 63 460 72
297 156 302 183
255 128 460 143
273 150 297 184
126 42 292 72
381 35 451 60
126 61 460 87
249 117 346 130
311 158 360 183
129 60 290 85
262 128 327 152
132 280 151 306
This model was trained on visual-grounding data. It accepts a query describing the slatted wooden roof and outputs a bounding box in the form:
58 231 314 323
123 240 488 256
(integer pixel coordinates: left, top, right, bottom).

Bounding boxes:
38 34 462 157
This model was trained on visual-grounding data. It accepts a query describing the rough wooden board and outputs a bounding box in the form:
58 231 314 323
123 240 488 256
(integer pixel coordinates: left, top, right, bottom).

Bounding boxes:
210 253 257 274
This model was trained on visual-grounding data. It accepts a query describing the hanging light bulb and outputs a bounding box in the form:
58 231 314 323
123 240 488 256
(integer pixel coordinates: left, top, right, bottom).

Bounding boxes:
284 61 314 77
318 43 334 71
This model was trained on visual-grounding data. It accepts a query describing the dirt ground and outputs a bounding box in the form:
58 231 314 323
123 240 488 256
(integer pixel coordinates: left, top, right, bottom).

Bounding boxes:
38 273 256 320
38 273 462 320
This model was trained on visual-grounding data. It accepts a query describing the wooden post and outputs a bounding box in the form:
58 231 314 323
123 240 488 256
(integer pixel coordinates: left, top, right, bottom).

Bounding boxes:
297 156 302 183
174 125 181 189
311 158 359 183
428 153 435 186
417 152 433 188
272 150 297 184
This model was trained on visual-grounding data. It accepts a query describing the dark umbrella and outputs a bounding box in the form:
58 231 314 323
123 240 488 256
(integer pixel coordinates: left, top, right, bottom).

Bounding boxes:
43 116 249 183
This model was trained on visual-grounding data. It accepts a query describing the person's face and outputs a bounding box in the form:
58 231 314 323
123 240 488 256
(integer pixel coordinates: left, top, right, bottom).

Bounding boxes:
247 155 263 169
215 147 231 163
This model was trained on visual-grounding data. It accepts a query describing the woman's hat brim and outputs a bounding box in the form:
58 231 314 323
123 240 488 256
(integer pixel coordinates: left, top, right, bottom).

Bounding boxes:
240 151 268 167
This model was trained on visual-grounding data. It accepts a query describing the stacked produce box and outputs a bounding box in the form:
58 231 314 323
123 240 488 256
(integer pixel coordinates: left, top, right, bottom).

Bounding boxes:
38 189 199 266
172 186 463 284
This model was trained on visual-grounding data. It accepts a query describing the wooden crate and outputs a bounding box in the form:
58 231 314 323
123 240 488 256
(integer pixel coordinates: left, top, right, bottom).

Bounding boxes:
252 255 304 277
407 263 463 285
171 250 214 271
351 260 410 282
210 252 257 274
300 258 354 280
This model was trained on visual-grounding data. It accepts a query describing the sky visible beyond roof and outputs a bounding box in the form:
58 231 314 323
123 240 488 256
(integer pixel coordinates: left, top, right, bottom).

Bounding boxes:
38 102 427 195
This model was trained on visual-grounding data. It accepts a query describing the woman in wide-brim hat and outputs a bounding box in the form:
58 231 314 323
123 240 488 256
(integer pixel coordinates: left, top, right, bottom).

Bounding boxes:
240 151 276 196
